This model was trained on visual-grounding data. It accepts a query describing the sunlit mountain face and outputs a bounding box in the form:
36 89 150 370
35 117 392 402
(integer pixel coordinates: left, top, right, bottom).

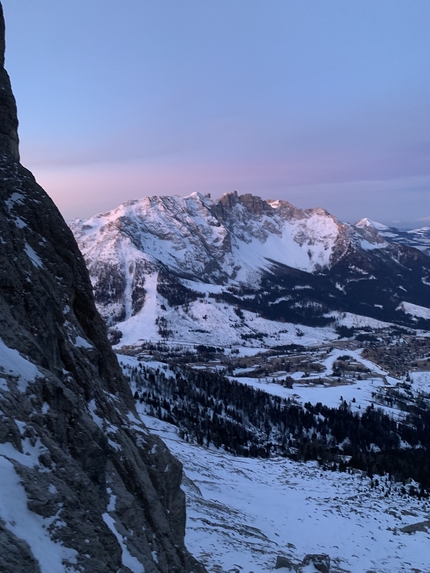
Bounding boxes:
70 191 430 350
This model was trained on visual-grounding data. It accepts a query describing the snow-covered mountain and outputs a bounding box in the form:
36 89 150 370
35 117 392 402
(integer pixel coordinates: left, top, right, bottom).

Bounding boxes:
70 191 350 305
70 192 430 349
355 218 430 256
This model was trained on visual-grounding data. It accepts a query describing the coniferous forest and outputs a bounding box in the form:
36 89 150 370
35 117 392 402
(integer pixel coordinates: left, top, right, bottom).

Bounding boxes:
122 362 430 495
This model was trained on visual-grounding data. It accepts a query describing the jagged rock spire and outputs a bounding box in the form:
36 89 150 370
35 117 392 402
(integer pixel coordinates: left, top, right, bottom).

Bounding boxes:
0 2 19 160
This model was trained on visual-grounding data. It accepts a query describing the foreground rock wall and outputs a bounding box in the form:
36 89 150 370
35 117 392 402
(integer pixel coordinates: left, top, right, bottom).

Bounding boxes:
0 4 204 572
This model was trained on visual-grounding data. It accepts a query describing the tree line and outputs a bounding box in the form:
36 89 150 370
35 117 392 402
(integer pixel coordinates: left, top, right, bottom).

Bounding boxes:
122 362 430 495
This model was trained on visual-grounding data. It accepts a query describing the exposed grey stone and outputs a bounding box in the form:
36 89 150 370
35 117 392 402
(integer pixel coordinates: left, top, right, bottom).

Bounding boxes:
301 553 331 573
0 521 41 573
400 520 430 534
275 555 298 571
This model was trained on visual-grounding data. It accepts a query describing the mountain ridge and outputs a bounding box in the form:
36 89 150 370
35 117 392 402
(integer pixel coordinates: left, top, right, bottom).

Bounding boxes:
357 217 430 256
70 191 430 349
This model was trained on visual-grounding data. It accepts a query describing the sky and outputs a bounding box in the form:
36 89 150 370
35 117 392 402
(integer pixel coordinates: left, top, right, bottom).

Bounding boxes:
2 1 430 227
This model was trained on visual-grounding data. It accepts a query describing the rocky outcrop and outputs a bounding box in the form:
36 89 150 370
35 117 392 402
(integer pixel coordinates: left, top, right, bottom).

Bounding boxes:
0 5 19 160
301 553 331 573
0 4 205 572
275 555 297 570
275 553 331 573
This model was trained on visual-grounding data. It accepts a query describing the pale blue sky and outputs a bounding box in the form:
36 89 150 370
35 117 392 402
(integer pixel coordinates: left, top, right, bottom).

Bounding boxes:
2 1 430 226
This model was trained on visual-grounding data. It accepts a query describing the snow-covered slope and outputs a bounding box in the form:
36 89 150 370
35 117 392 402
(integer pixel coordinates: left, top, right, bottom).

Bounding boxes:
72 192 347 281
70 192 430 349
119 350 430 573
355 218 430 256
146 415 430 573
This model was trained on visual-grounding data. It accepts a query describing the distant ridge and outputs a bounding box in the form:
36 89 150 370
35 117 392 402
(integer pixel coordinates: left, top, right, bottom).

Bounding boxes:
357 217 430 256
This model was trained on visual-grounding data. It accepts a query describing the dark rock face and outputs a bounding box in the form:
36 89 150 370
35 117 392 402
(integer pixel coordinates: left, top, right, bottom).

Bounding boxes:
0 5 19 160
275 553 332 573
275 554 297 570
301 553 331 573
0 5 204 572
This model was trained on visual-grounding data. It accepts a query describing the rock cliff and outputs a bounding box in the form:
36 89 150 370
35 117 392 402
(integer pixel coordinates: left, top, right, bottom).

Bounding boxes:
0 4 204 572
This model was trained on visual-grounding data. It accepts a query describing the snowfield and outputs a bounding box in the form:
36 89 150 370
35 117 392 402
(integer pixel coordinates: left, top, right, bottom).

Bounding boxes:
117 352 430 573
141 414 430 573
118 271 160 345
397 301 430 321
112 294 342 350
0 337 42 392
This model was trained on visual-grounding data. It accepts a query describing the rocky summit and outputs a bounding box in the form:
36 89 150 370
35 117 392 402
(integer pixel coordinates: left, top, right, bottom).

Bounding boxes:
71 190 430 350
0 4 205 572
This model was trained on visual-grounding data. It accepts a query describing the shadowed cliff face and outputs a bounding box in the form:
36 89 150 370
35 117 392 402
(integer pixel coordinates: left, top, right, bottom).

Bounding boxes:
0 5 19 160
0 4 204 572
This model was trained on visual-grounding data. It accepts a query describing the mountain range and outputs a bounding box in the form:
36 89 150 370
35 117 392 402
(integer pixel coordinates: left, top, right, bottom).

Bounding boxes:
70 191 430 349
356 218 430 256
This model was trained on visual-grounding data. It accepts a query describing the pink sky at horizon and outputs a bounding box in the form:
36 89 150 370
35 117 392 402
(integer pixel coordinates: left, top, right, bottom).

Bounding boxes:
3 0 430 227
33 157 430 227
